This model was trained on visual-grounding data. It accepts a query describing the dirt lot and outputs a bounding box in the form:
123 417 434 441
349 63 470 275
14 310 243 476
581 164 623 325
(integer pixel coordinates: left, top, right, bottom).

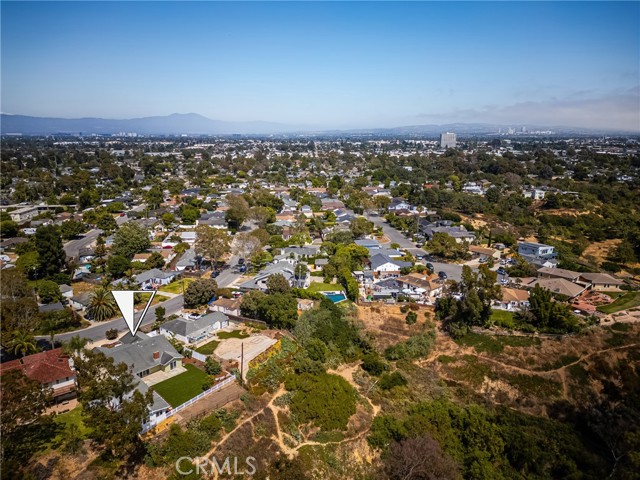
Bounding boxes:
356 303 434 351
581 238 621 265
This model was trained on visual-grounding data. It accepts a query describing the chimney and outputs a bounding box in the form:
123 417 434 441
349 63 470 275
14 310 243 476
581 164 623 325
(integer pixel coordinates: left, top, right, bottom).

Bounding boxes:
153 351 160 360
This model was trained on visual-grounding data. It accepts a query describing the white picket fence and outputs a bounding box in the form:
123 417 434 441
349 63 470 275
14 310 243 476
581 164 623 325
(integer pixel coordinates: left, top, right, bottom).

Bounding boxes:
166 374 236 417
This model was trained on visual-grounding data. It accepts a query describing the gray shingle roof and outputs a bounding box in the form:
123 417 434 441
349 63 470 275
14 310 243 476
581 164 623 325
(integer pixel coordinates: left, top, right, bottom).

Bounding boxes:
98 333 182 376
161 312 229 337
135 268 177 284
370 253 412 271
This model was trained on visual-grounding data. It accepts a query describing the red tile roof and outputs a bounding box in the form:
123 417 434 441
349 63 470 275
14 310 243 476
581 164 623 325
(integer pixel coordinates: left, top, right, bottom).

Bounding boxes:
0 348 75 385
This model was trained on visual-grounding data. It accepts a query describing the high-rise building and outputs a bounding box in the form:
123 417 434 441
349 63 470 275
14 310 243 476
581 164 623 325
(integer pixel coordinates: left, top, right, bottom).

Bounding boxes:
440 132 456 149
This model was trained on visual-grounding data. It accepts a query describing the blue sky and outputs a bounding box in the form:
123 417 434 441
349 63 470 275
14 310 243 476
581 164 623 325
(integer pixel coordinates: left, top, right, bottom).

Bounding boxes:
2 1 639 130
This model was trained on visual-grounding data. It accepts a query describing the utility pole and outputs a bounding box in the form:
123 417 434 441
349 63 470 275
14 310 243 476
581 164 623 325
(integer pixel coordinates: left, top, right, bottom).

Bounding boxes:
240 341 244 387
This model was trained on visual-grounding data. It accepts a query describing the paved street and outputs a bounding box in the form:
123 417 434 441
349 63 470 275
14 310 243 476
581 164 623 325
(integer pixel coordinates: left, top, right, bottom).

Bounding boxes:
63 214 128 259
365 212 415 249
48 295 185 343
64 228 102 259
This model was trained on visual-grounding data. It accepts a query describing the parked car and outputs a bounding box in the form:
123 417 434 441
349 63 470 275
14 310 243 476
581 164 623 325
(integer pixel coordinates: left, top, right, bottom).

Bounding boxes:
497 268 507 276
426 262 434 270
438 271 448 279
238 258 245 265
239 265 247 273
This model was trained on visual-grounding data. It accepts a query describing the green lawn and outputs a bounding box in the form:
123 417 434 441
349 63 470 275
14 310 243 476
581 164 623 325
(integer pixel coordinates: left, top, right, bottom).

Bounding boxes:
195 339 220 354
136 292 169 307
597 292 640 314
152 364 210 407
217 329 250 340
307 282 342 293
159 278 195 294
490 309 515 327
43 406 91 451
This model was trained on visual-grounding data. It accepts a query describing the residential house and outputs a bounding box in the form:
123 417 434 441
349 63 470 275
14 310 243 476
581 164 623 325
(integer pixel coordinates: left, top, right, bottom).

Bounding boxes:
321 198 345 210
517 242 558 267
134 268 178 289
420 222 475 243
59 284 74 302
314 258 329 271
133 252 152 263
282 246 320 259
395 273 443 300
70 291 93 312
524 278 587 299
354 239 381 249
160 312 230 344
97 333 181 432
579 273 624 291
239 260 310 291
468 245 501 261
537 267 582 283
369 253 412 278
494 288 530 311
174 248 201 272
98 332 183 379
210 297 242 317
0 348 77 403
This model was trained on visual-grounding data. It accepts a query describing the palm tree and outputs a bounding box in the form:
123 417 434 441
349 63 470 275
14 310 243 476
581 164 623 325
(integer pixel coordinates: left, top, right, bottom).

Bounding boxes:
87 287 117 322
8 330 38 357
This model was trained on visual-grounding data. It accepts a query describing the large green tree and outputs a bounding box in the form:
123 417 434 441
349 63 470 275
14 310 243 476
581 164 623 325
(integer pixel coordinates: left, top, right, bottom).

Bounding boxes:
111 223 151 259
73 350 153 459
183 278 218 308
195 225 231 273
35 225 66 279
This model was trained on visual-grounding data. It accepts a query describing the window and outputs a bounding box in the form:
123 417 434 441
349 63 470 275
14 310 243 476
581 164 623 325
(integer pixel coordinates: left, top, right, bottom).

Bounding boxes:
170 360 177 370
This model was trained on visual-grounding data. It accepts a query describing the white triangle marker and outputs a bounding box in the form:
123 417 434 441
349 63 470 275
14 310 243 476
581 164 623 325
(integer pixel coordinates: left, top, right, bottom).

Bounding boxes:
112 290 157 336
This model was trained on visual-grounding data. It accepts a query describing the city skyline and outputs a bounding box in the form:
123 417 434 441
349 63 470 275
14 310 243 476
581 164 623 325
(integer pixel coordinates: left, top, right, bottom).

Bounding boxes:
1 1 639 131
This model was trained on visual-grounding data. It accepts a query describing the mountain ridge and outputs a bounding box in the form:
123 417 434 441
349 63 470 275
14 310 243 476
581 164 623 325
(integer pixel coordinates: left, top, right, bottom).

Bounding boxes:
1 113 636 136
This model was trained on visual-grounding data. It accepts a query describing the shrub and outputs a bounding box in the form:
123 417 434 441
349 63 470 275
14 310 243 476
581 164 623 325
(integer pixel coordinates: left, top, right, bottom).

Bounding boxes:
361 353 387 376
105 328 118 340
379 371 408 390
406 311 418 325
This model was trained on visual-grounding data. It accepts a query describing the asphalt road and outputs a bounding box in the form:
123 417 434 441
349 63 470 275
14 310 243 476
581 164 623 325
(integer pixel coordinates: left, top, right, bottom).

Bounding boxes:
50 295 185 343
63 214 129 259
64 228 102 259
365 212 415 249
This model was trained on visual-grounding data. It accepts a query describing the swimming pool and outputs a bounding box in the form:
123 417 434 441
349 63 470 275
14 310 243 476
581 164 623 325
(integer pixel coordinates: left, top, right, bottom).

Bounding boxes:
322 291 347 303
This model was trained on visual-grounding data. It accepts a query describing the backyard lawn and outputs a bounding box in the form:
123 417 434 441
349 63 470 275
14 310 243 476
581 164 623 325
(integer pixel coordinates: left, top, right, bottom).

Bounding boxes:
159 278 195 295
490 309 515 327
136 292 169 308
195 339 220 355
44 406 91 451
152 364 209 407
217 329 250 340
597 292 640 314
307 282 342 293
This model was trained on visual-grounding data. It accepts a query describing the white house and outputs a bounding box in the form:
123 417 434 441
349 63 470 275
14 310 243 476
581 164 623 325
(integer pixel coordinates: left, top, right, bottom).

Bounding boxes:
160 312 230 344
134 268 178 289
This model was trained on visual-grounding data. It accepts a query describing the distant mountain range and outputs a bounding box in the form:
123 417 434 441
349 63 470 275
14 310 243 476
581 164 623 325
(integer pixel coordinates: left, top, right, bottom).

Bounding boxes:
0 113 295 135
0 113 634 136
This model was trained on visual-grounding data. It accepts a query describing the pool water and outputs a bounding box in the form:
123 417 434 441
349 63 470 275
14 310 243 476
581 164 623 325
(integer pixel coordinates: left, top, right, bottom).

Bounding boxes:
322 291 347 303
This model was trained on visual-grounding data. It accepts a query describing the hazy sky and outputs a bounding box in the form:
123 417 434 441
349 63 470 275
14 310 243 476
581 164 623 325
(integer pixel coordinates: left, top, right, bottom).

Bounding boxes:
2 1 639 131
